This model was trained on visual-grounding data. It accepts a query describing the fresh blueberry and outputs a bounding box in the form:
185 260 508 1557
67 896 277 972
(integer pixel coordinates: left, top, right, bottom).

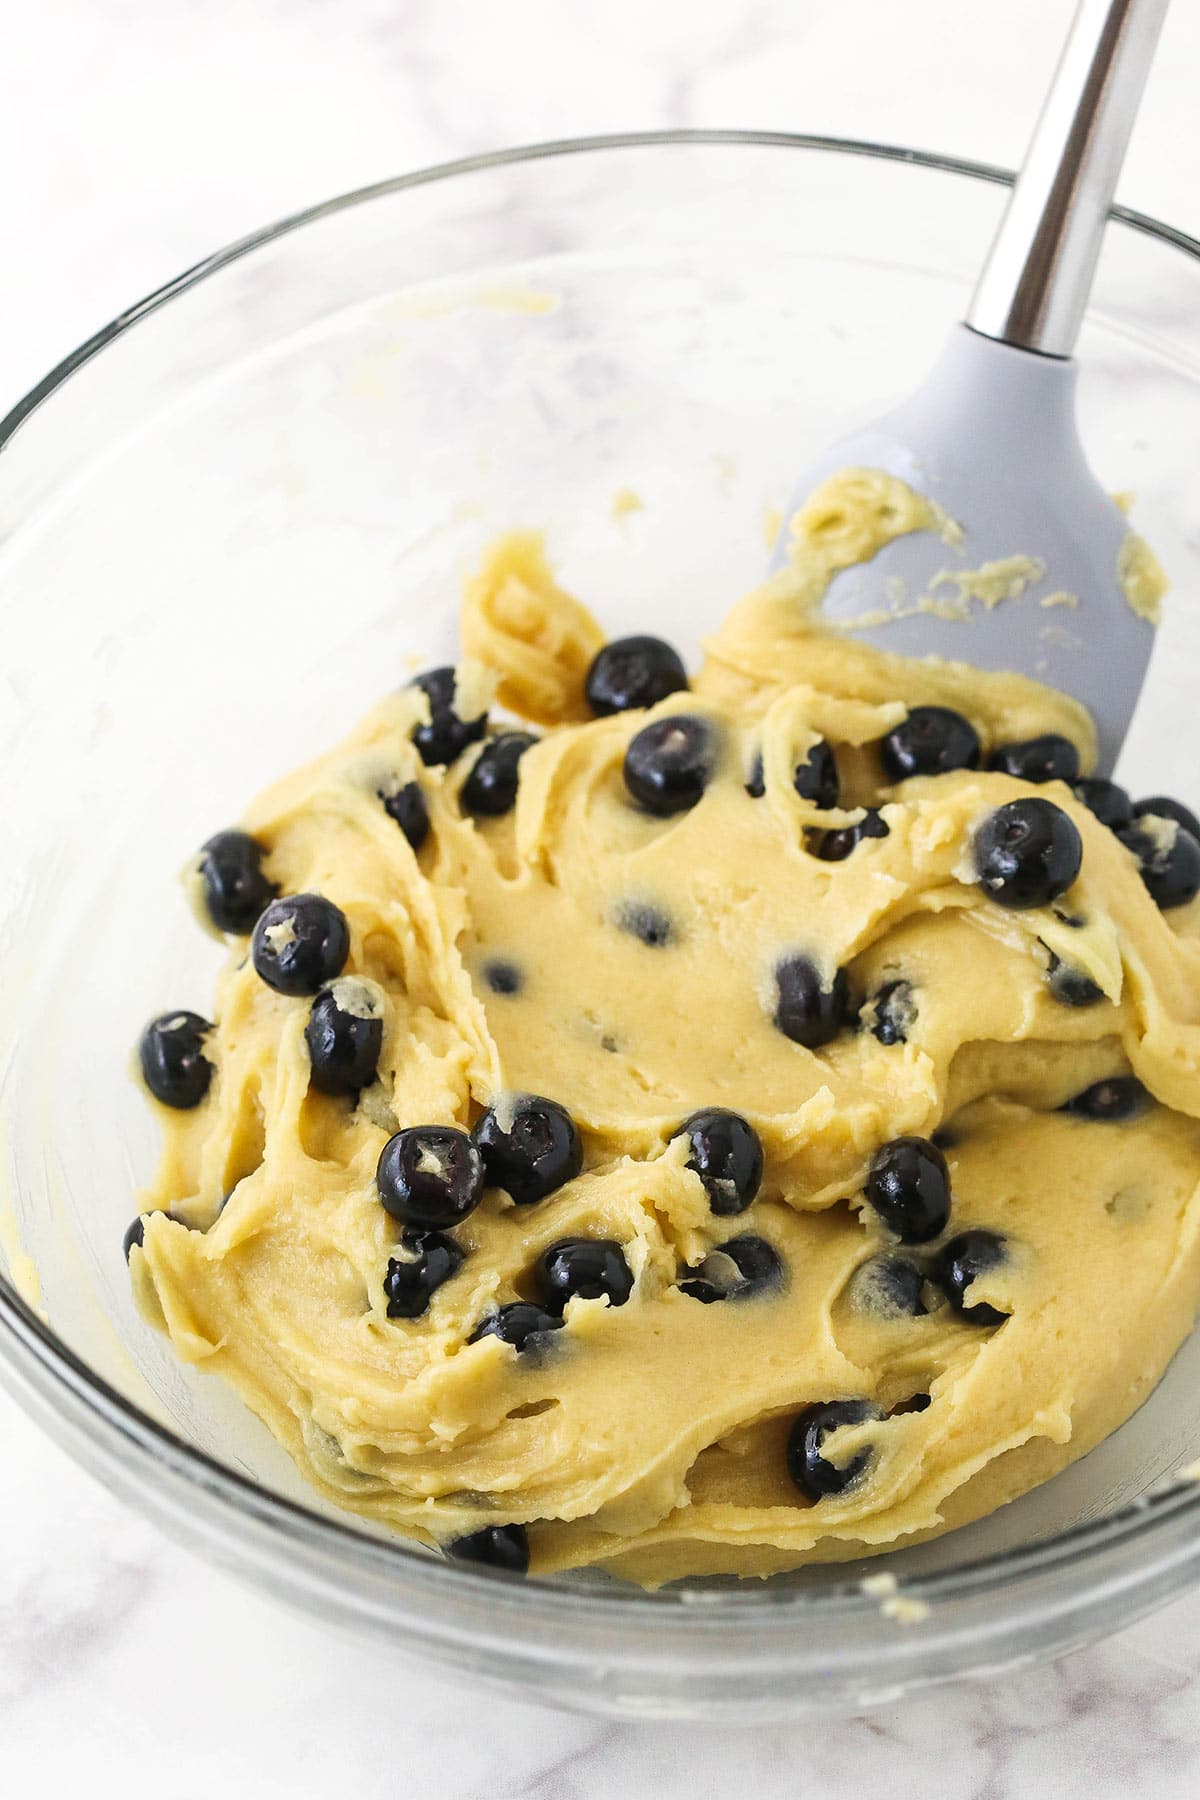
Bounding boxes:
937 1231 1008 1325
1063 1076 1151 1121
615 901 674 948
474 1095 582 1206
381 781 430 851
794 740 839 809
469 1303 564 1351
1132 796 1200 840
848 1254 930 1318
384 1228 464 1319
376 1126 485 1229
461 732 538 818
815 809 890 861
974 798 1082 910
410 666 488 767
251 894 351 995
536 1238 633 1312
483 959 523 996
445 1524 529 1573
139 1011 214 1109
123 1209 192 1261
197 830 276 934
679 1233 783 1303
987 735 1080 784
1045 954 1103 1008
881 707 980 780
774 957 850 1049
305 982 383 1096
866 1136 950 1244
623 715 715 816
674 1109 763 1216
721 1234 784 1295
586 636 688 716
786 1399 885 1500
1072 777 1132 831
868 979 916 1046
745 753 765 798
678 1273 724 1304
1117 816 1200 909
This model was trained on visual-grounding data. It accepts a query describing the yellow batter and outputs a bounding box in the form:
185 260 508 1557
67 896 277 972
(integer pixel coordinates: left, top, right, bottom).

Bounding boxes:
130 471 1200 1585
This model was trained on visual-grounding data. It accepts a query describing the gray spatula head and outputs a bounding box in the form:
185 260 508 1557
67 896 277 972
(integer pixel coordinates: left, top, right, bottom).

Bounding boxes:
767 0 1171 775
768 326 1156 775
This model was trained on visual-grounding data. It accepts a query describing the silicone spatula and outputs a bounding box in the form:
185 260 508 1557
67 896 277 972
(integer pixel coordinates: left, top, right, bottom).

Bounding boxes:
769 0 1170 773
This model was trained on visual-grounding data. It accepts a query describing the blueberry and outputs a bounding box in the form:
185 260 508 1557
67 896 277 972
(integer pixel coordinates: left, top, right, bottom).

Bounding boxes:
483 959 523 996
1072 777 1132 831
937 1231 1008 1325
1045 954 1103 1008
987 735 1080 784
815 809 889 861
197 830 276 934
868 979 916 1046
898 1392 933 1414
794 740 839 809
674 1108 763 1216
461 733 538 818
536 1237 633 1312
384 1228 464 1319
679 1233 783 1303
251 894 351 995
410 666 488 767
305 981 383 1096
1063 1075 1150 1121
586 636 688 716
445 1524 529 1574
745 754 765 798
881 707 980 780
1117 817 1200 910
139 1011 214 1109
376 1126 485 1229
974 798 1082 910
678 1273 724 1304
623 715 715 816
381 781 430 851
866 1136 950 1244
1132 796 1200 841
786 1399 885 1500
721 1234 783 1294
774 957 850 1049
469 1303 564 1351
474 1095 582 1206
848 1254 930 1318
615 901 674 948
123 1209 192 1261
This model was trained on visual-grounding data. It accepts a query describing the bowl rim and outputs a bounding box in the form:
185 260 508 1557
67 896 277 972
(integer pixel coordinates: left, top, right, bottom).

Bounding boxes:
3 127 1200 1629
3 126 1198 453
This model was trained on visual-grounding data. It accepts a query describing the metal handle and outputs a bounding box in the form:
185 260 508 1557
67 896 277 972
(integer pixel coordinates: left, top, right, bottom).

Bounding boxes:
966 0 1169 357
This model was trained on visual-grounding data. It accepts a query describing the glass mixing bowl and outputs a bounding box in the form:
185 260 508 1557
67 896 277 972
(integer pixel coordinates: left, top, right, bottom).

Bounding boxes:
3 133 1200 1724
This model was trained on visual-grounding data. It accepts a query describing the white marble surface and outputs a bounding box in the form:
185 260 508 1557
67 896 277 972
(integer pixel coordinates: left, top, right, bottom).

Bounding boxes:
4 0 1200 1792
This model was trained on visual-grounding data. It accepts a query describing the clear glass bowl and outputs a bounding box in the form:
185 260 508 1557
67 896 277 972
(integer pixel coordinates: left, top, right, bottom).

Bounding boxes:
3 133 1200 1724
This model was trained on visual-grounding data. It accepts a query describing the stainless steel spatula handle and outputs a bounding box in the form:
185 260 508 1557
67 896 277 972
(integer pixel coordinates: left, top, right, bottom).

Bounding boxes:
967 0 1170 358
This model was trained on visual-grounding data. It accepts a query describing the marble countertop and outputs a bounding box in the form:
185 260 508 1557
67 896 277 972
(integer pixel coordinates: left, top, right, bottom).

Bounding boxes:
4 0 1200 1793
